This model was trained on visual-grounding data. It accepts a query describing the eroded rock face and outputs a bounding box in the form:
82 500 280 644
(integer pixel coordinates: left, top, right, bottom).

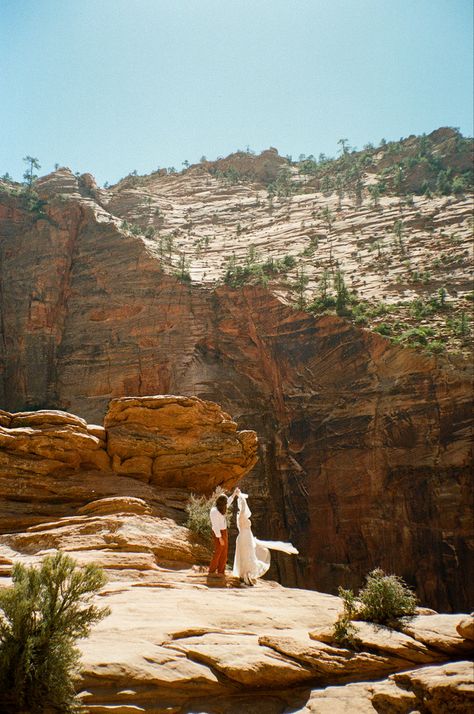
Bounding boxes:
104 395 258 490
0 398 257 532
0 176 472 612
0 398 471 712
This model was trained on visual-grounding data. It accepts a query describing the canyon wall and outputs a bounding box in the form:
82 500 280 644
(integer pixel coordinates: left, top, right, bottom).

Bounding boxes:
0 178 472 611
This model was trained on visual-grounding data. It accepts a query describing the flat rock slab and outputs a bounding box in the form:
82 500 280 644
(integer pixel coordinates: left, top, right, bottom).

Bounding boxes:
295 661 474 714
400 614 474 656
310 619 443 664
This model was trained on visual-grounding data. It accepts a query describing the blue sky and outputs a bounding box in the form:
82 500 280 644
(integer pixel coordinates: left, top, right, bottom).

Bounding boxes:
1 0 472 186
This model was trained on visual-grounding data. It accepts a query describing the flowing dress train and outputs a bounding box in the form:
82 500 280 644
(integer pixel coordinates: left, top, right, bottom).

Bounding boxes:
232 492 298 585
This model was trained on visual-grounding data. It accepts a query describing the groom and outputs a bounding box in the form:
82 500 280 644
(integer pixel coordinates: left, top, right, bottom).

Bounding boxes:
208 489 239 578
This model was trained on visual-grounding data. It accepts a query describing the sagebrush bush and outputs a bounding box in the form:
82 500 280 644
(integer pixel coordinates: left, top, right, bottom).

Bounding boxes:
337 568 417 630
186 488 231 541
358 568 417 623
0 551 110 714
332 616 359 648
186 493 214 540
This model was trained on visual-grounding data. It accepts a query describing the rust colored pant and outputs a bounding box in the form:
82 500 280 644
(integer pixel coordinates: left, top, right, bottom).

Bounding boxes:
209 529 228 574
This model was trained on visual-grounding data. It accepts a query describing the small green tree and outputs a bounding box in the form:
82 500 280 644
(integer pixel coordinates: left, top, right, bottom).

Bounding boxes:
319 268 331 302
176 254 191 282
351 166 364 206
294 266 309 309
393 219 404 252
334 270 350 315
436 170 452 195
0 552 110 713
164 233 174 259
393 164 405 194
322 206 334 232
368 184 381 208
335 175 345 210
438 287 447 308
320 174 333 194
274 166 294 197
451 175 467 194
337 138 350 156
23 156 41 188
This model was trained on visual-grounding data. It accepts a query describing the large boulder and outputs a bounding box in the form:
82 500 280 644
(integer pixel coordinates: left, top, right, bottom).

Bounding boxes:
0 399 258 532
104 395 258 490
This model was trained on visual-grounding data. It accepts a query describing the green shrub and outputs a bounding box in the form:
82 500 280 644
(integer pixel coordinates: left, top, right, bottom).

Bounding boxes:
373 322 392 336
450 311 470 336
397 326 435 346
282 254 296 269
365 301 390 318
332 587 359 648
332 616 359 648
175 269 192 283
334 568 417 638
357 568 417 624
186 488 231 541
309 295 336 312
426 340 445 354
0 552 110 714
186 493 215 540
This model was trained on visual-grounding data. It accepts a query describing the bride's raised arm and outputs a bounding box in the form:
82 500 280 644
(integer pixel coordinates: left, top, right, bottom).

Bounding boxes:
226 487 240 507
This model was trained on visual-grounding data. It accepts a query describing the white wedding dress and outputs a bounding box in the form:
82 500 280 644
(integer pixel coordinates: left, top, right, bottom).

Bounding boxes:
232 492 298 585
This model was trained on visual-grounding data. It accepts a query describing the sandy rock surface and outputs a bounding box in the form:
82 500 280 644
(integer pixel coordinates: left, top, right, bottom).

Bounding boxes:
1 502 472 713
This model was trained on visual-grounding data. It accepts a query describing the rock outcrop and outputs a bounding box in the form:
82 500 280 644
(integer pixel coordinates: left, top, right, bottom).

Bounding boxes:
0 397 257 532
0 158 472 612
104 395 257 489
0 397 472 711
1 512 472 713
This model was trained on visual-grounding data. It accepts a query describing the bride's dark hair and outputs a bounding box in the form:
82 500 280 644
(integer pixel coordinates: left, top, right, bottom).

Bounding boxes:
216 494 228 515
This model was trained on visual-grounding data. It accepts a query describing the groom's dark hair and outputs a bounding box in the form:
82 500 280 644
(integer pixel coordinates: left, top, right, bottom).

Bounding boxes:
216 495 228 515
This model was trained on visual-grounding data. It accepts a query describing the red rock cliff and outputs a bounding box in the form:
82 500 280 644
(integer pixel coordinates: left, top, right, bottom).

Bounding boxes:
0 178 472 611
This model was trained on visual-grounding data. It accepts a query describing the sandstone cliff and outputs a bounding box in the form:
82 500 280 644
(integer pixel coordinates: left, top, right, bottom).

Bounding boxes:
0 401 472 713
0 146 472 612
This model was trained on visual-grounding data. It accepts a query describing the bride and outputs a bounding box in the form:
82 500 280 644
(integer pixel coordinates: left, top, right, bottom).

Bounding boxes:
232 489 298 586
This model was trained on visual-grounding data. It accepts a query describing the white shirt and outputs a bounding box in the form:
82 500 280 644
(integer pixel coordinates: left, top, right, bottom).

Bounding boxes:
209 493 236 537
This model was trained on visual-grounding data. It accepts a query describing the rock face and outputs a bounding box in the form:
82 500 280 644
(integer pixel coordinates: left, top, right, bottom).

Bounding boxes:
0 396 472 712
0 397 257 532
0 166 473 612
104 395 257 489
